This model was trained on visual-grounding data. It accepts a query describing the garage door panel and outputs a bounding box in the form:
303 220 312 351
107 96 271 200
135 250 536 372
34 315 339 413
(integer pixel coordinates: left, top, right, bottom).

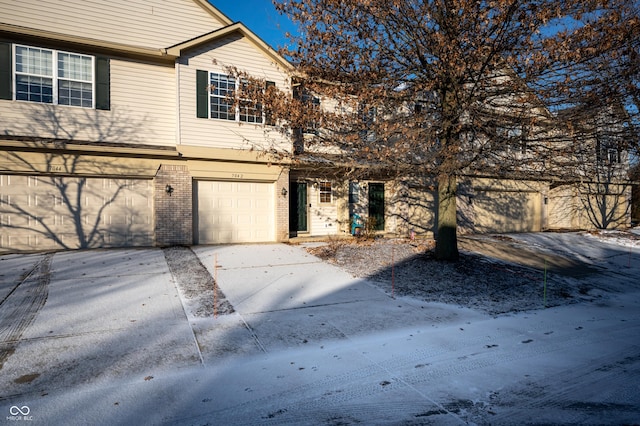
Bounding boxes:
216 214 233 225
218 182 233 192
219 198 233 208
237 183 252 192
473 191 541 233
255 199 270 209
197 180 275 244
234 198 250 209
0 175 153 251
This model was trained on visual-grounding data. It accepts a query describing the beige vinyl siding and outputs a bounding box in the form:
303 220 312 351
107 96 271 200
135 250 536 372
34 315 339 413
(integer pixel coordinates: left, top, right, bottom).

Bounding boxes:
0 0 226 49
179 35 291 151
309 183 339 236
0 57 175 146
110 58 175 146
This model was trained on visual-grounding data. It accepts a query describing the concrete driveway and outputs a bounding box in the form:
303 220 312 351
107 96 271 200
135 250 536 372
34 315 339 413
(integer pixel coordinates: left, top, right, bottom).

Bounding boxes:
0 234 639 425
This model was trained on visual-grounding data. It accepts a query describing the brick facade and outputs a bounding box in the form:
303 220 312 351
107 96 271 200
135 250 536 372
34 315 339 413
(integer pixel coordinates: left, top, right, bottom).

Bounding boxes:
276 168 290 242
154 164 193 246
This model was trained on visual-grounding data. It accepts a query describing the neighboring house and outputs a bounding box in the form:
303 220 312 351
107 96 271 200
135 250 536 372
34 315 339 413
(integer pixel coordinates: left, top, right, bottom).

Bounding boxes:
288 88 632 240
548 105 633 230
0 0 293 251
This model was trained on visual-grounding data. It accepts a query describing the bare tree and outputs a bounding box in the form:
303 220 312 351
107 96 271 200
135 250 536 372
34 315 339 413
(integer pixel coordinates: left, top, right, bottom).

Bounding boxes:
233 0 635 261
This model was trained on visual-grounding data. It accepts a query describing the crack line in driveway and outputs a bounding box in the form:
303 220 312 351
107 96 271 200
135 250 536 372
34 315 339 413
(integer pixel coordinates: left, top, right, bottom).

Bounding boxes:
247 299 387 315
237 313 268 354
0 255 47 307
0 254 52 370
228 273 292 308
218 261 323 271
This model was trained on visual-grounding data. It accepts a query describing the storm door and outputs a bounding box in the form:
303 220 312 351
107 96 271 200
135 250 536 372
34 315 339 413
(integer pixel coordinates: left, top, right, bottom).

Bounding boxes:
368 183 385 231
289 182 308 235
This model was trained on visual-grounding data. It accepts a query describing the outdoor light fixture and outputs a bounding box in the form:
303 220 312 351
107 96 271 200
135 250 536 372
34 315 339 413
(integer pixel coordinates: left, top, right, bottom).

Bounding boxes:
165 184 174 196
282 187 288 196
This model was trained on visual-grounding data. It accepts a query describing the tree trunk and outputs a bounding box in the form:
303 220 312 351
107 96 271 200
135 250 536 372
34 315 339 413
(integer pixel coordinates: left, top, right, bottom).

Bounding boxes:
435 174 459 261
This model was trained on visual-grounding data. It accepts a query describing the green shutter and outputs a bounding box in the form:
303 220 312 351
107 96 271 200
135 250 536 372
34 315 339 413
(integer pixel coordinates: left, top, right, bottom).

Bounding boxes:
0 42 11 100
265 81 276 125
196 70 209 118
95 56 110 110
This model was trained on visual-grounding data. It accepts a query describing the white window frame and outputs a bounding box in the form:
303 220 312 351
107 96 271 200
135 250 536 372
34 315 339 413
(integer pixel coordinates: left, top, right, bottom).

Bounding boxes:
13 44 95 108
208 72 235 121
319 181 332 204
208 72 264 124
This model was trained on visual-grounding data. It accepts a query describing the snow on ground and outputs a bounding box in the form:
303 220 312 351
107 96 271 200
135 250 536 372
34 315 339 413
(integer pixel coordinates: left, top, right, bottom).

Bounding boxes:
585 228 640 248
0 232 639 425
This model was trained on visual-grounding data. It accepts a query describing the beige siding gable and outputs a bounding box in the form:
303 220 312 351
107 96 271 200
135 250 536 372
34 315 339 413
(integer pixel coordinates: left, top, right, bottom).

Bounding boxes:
0 0 228 50
179 34 292 152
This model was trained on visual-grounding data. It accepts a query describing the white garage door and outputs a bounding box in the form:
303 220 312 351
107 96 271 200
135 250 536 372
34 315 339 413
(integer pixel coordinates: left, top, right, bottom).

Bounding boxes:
197 180 275 244
0 175 153 251
473 190 541 233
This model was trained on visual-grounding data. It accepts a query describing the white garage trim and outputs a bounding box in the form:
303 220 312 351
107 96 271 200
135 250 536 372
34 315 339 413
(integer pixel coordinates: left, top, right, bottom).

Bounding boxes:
195 180 275 244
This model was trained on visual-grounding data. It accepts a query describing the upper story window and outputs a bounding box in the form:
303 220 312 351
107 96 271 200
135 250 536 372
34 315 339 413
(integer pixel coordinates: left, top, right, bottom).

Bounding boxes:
197 70 273 124
493 124 527 155
239 79 263 124
293 84 320 134
209 73 235 121
596 137 622 164
14 45 94 108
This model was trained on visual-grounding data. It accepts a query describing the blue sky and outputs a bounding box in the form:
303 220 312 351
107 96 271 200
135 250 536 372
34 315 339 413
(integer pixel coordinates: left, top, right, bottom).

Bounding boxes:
208 0 298 50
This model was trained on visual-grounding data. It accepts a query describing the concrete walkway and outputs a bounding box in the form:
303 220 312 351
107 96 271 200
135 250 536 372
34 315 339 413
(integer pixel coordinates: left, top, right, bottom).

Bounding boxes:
189 244 484 362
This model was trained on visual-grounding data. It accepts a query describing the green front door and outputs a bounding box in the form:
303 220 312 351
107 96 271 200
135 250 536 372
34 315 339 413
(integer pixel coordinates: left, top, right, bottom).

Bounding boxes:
289 182 308 235
368 183 385 231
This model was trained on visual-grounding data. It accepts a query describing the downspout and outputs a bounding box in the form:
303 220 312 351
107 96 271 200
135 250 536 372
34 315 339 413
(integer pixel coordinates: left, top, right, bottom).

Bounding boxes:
175 57 181 146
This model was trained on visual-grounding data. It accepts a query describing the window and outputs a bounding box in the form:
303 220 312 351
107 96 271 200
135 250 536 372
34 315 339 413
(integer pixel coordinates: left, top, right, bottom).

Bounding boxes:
201 72 272 124
14 45 94 108
349 182 360 204
495 125 527 154
597 137 621 164
239 79 262 123
293 84 320 134
319 181 332 203
209 73 235 121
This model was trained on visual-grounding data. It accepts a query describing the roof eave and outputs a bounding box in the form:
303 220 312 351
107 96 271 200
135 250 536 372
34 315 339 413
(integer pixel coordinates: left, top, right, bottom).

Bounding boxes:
0 23 176 60
166 22 293 72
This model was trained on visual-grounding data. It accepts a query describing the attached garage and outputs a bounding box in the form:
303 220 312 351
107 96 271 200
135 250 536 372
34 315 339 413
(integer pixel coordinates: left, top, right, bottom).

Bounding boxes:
0 174 154 251
471 190 542 233
548 189 575 229
195 180 275 244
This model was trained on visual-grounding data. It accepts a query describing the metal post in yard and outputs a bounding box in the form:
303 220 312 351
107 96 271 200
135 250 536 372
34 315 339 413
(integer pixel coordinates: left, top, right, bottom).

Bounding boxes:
391 244 395 299
214 253 218 319
543 258 547 308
